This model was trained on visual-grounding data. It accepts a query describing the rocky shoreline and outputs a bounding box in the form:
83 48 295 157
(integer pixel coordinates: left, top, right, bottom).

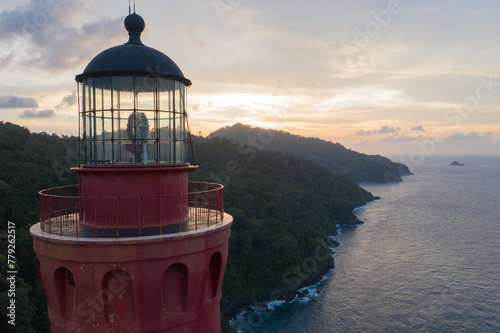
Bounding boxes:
222 237 338 319
222 218 364 322
222 196 380 328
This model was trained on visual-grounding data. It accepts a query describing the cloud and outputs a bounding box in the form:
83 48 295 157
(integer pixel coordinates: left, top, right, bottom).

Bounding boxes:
378 126 401 134
356 125 401 136
356 129 375 136
0 0 82 40
0 95 38 108
384 135 423 143
20 109 55 118
446 132 492 141
0 52 14 70
56 91 77 109
382 132 494 144
410 125 425 132
0 0 124 71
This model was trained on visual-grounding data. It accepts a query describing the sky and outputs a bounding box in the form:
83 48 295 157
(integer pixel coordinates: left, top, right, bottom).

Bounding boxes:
1 0 499 157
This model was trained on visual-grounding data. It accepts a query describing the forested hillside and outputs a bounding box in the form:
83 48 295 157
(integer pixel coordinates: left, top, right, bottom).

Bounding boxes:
0 122 375 331
211 123 412 183
0 122 78 332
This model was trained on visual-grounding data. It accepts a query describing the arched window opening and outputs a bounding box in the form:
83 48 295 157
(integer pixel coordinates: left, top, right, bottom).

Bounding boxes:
103 270 135 324
205 252 222 301
162 263 188 315
54 267 76 318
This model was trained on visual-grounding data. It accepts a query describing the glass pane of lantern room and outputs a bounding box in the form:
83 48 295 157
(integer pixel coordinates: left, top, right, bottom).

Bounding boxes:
112 87 119 111
159 78 174 111
146 141 157 164
95 87 103 111
85 111 93 141
175 141 186 164
85 79 93 111
120 110 135 140
136 139 156 165
114 107 127 140
117 110 134 164
158 112 172 140
134 111 154 165
136 111 155 139
80 85 86 137
174 82 183 113
78 82 83 115
113 141 122 164
176 113 185 140
104 142 113 163
84 142 93 164
113 114 122 140
113 76 134 110
160 142 173 164
119 139 135 165
94 77 112 110
103 112 112 139
94 141 113 164
136 76 156 110
95 111 103 139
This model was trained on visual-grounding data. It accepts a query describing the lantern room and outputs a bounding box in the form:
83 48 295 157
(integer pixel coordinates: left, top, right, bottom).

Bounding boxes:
72 12 198 229
75 13 192 166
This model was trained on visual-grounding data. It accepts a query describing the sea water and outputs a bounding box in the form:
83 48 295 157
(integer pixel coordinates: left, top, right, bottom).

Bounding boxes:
230 155 500 332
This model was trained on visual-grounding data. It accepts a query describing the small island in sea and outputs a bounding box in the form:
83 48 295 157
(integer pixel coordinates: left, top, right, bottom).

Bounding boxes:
450 161 465 166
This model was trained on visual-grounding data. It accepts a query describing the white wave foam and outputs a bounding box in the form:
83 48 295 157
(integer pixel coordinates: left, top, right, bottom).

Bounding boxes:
293 268 335 303
354 204 367 212
266 299 286 310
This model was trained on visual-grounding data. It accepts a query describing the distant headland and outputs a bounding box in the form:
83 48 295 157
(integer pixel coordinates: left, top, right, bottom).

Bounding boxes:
210 123 413 183
450 161 465 166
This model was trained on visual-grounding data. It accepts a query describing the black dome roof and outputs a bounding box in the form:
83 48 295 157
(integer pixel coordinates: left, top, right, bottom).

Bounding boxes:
75 13 191 86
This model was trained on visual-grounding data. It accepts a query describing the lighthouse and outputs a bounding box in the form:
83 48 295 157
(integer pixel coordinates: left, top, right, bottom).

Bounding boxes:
30 11 232 333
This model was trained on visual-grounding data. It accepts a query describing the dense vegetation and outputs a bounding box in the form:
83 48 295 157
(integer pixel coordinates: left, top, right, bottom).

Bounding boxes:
0 121 376 331
211 123 412 183
0 122 78 332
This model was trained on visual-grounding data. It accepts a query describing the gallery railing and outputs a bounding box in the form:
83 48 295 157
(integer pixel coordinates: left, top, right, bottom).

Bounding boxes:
38 182 224 238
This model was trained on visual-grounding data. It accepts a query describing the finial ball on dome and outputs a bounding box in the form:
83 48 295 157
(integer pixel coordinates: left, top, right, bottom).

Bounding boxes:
124 12 145 34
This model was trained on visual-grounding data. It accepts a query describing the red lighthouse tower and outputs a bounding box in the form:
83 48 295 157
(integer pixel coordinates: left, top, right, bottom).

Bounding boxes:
31 11 232 333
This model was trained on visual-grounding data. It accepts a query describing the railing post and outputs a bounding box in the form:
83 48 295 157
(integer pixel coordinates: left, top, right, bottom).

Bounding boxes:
63 196 67 227
195 193 198 231
48 195 52 234
214 191 218 224
78 188 83 227
59 197 63 236
207 191 210 227
40 194 44 231
75 197 79 238
221 187 224 219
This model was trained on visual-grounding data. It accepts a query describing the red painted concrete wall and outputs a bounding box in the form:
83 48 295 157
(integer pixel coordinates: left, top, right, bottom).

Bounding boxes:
74 165 197 228
31 218 232 333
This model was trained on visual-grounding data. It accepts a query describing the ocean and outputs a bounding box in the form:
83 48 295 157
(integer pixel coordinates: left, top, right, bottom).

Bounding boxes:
230 155 500 332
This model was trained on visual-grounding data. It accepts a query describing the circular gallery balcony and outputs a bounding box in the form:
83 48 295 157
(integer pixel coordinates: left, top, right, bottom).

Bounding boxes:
37 182 224 238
